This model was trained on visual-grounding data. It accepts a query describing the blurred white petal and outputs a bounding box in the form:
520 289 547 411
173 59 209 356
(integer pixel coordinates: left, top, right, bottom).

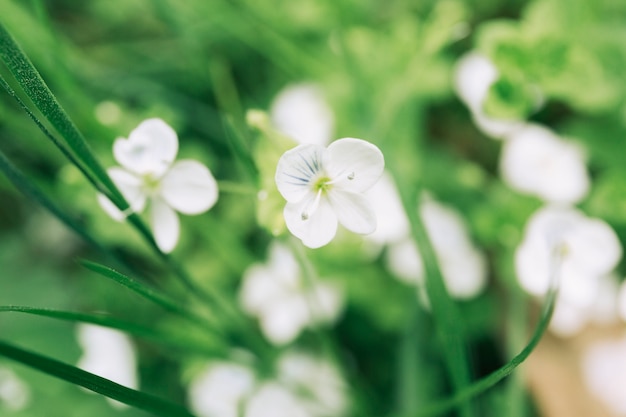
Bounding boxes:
189 363 256 417
113 118 178 176
500 124 590 204
270 83 334 146
0 368 30 411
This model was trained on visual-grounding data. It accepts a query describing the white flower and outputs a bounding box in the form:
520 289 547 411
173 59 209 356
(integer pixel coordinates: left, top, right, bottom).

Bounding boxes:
276 351 348 417
275 138 385 248
270 83 334 146
582 335 626 415
76 324 137 408
188 362 256 417
500 124 590 204
98 118 218 253
454 52 525 139
515 206 622 335
386 197 487 299
239 242 343 345
0 367 30 411
188 351 348 417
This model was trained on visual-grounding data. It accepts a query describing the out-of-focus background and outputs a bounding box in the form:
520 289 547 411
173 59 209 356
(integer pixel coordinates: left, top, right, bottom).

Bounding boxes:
1 0 626 416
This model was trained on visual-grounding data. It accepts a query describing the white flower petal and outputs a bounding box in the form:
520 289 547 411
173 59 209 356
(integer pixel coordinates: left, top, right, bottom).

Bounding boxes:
114 118 178 176
500 124 590 204
284 198 338 249
98 168 146 220
189 363 255 417
160 160 218 215
327 190 376 235
325 138 384 193
150 198 180 253
259 297 310 345
275 144 326 203
76 324 137 390
270 83 334 146
454 52 499 112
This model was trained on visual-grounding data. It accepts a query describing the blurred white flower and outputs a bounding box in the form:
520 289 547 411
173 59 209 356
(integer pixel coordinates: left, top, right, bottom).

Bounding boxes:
454 52 524 139
275 138 385 248
500 124 590 204
246 382 310 417
0 367 30 411
276 351 348 417
188 352 348 417
515 206 622 336
386 197 487 300
582 334 626 415
270 83 334 146
239 243 343 345
364 171 410 248
188 362 256 417
76 324 137 408
98 118 218 253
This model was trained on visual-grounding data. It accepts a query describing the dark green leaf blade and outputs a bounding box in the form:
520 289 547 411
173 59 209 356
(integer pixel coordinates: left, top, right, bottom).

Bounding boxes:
0 340 196 417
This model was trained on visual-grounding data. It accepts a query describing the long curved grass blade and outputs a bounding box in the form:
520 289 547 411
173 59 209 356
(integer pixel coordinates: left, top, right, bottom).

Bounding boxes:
0 22 125 205
389 161 474 416
401 273 560 417
0 306 225 357
0 73 106 196
0 149 103 252
79 260 217 330
0 340 196 417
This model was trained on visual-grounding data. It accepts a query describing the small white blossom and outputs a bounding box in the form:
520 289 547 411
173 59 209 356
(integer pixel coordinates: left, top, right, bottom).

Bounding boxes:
239 243 343 345
98 118 218 253
76 324 137 408
515 206 622 336
188 362 256 417
270 83 334 146
275 138 385 248
188 352 348 417
276 351 348 417
0 367 30 411
454 52 525 139
500 124 590 204
582 334 626 415
386 197 487 299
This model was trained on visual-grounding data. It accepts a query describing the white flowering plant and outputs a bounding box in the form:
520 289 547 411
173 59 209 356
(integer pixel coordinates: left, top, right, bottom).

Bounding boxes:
1 1 626 417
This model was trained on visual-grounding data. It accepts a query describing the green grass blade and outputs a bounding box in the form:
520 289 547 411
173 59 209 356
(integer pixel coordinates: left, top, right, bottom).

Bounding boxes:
0 22 125 205
79 260 217 331
0 340 196 417
0 74 107 196
0 149 103 252
0 305 225 357
402 277 559 417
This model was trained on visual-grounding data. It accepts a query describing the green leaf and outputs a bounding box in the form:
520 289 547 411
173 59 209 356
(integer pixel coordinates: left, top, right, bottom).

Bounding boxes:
79 260 218 331
0 340 197 417
0 22 125 206
0 305 225 357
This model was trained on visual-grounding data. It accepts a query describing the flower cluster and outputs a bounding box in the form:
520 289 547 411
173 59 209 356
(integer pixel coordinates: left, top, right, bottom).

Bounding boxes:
239 242 343 345
188 351 348 417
